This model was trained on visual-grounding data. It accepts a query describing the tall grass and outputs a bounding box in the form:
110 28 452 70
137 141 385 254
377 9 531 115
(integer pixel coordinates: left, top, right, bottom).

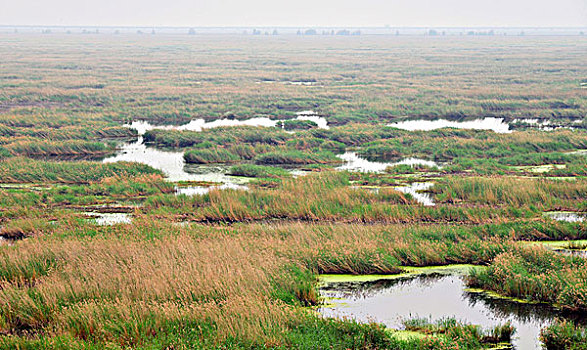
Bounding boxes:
435 176 586 209
0 157 162 184
468 247 587 310
540 320 587 350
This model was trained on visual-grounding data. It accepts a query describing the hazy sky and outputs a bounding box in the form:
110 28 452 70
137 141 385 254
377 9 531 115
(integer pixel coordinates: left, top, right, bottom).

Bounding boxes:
1 0 586 27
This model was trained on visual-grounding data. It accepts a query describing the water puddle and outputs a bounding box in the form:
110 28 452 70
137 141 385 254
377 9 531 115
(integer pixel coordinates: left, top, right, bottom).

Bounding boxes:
543 211 585 223
336 152 439 173
175 183 249 196
288 81 318 86
394 182 435 206
83 212 132 225
388 117 512 133
125 112 328 135
319 266 586 349
530 240 587 259
295 110 330 129
511 119 578 131
514 164 566 174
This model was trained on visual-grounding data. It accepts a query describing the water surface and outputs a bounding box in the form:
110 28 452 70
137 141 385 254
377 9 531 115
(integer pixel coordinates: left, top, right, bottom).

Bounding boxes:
544 211 585 223
102 137 250 184
337 152 439 173
176 183 249 196
126 111 328 135
388 117 511 133
319 268 586 349
394 182 435 206
83 212 132 225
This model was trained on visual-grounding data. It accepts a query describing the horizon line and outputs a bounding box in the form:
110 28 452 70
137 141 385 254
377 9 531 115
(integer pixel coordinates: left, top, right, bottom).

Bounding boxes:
2 25 587 29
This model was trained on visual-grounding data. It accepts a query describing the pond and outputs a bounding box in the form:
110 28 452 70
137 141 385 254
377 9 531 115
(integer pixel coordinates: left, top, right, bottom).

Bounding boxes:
388 117 512 133
319 266 586 349
336 152 439 173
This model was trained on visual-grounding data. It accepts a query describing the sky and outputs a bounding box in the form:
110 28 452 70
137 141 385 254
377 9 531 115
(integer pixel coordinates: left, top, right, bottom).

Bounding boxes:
1 0 586 27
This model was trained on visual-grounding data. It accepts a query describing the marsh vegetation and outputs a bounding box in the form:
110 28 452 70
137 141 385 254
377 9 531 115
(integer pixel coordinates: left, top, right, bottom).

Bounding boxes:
0 33 585 349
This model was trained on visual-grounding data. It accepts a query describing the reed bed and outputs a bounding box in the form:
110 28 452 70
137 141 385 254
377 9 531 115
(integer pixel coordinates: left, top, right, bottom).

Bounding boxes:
468 247 587 311
0 157 162 184
435 176 587 209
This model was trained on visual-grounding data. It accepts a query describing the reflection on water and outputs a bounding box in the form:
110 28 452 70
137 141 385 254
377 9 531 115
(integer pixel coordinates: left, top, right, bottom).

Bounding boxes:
84 212 132 225
102 137 250 184
296 111 330 129
511 119 578 131
320 272 586 350
394 182 435 206
388 117 511 133
126 111 328 135
544 211 585 223
336 152 439 173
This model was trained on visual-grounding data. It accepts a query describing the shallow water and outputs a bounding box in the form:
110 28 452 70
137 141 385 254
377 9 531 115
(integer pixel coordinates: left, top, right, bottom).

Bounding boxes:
544 211 585 223
296 110 330 129
125 111 328 135
388 117 512 133
511 119 578 131
175 183 249 196
319 268 586 349
394 182 435 206
102 137 250 184
336 152 439 173
84 212 132 225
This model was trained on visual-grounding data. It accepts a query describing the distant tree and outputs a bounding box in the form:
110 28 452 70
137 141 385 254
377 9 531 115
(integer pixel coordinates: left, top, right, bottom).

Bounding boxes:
351 30 361 36
580 31 585 36
188 28 196 35
336 29 350 35
137 30 143 35
428 29 438 36
304 29 317 35
151 29 156 35
330 30 335 35
114 29 120 35
297 30 302 35
95 29 99 34
442 31 446 36
13 28 18 33
272 30 278 35
66 30 72 34
396 30 400 36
